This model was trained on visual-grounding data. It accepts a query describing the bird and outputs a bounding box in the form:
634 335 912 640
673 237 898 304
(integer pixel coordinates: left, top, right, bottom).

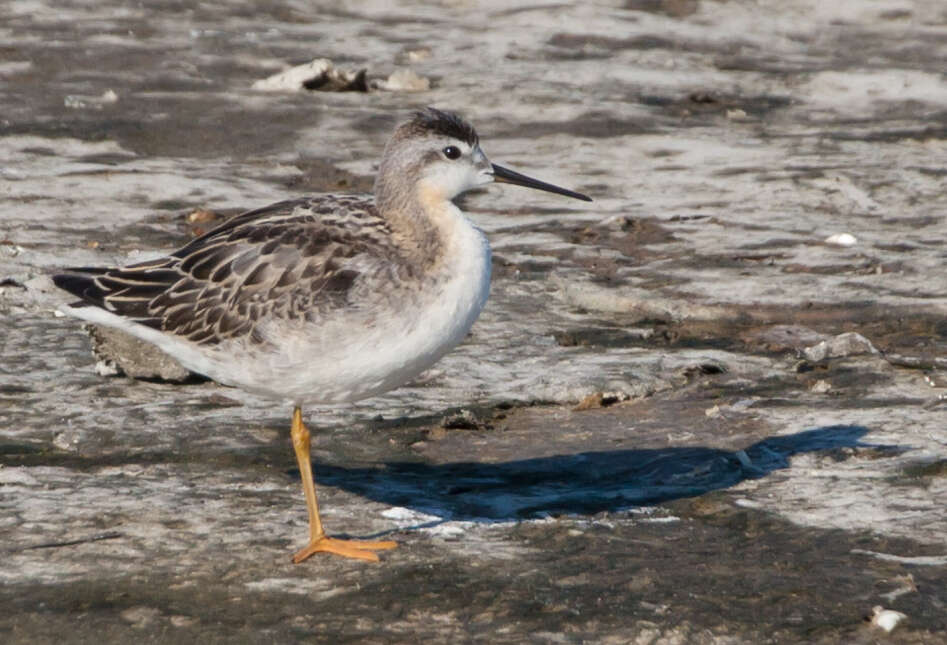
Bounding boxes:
53 107 592 564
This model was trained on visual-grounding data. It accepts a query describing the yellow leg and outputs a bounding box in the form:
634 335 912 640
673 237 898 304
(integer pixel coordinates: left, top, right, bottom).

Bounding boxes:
289 406 397 563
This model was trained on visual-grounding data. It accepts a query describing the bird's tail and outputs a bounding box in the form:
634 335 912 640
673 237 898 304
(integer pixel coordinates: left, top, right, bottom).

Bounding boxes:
52 268 111 308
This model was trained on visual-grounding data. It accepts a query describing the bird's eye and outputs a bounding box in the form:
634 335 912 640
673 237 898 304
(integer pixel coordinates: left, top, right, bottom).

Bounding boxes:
442 145 461 160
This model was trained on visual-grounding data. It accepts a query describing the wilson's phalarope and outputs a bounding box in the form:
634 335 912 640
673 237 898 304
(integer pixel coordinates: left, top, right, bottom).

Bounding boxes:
53 108 591 563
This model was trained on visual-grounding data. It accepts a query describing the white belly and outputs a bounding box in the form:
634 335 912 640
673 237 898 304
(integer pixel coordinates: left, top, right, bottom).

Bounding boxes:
207 218 493 406
62 205 493 408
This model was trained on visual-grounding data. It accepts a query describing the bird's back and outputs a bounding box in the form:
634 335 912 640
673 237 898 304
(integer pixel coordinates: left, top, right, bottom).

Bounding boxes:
55 196 403 343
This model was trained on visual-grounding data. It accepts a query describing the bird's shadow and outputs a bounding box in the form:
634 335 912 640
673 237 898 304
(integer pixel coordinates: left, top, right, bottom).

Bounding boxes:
310 425 897 533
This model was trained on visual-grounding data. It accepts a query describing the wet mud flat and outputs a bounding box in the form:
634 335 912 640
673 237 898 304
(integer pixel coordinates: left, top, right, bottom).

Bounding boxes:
2 1 947 643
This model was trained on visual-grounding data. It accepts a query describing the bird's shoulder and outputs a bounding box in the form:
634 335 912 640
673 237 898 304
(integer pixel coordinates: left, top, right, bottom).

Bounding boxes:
175 195 392 257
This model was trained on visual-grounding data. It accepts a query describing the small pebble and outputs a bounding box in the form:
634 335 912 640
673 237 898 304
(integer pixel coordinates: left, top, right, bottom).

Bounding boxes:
870 606 906 633
825 232 857 246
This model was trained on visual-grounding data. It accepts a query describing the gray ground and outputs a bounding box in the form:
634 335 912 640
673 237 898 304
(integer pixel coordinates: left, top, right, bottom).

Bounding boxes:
2 1 946 643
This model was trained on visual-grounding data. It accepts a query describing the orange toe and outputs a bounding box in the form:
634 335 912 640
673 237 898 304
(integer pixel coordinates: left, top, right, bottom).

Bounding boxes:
292 536 398 564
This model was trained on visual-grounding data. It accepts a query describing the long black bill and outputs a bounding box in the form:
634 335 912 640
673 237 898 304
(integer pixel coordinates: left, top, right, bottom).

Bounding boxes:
492 163 592 202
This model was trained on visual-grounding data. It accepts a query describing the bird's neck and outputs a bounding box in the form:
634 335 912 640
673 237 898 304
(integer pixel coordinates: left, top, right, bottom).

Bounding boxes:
374 176 452 270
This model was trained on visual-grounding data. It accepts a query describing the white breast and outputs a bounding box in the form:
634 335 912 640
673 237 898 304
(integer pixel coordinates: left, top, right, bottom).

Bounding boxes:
213 203 493 406
63 202 494 408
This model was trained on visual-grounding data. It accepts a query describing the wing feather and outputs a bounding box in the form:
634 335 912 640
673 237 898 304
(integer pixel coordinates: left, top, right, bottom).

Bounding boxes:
53 196 398 346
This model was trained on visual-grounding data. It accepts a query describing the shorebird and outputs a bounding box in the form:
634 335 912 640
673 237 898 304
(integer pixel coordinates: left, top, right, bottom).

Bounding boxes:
53 108 591 563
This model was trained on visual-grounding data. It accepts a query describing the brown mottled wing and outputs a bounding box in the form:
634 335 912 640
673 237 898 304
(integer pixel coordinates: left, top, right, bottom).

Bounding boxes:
53 196 394 345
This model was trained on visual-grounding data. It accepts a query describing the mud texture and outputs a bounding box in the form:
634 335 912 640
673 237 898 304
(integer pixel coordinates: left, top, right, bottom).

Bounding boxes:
2 1 946 643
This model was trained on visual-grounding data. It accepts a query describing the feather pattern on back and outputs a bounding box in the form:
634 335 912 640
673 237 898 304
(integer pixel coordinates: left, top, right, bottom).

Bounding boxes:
54 195 403 347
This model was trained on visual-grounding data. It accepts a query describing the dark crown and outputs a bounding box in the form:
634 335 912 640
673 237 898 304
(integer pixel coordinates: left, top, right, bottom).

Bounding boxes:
406 107 479 146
